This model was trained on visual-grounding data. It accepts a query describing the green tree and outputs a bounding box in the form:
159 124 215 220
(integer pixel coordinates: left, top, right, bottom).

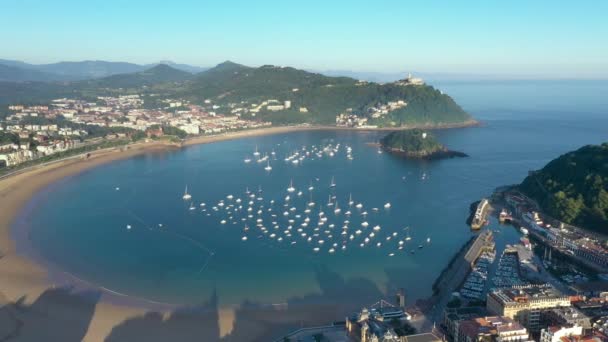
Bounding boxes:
550 192 583 223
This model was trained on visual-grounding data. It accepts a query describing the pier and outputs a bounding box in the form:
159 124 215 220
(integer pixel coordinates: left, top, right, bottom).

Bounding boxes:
470 198 490 230
423 230 495 328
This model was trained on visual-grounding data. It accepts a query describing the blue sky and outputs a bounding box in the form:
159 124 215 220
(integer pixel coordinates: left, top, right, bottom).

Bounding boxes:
1 0 607 78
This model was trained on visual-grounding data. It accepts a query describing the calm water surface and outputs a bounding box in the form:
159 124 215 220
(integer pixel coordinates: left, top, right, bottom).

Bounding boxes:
17 80 608 309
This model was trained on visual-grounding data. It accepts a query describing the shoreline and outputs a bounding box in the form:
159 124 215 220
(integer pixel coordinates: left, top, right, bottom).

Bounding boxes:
0 122 476 340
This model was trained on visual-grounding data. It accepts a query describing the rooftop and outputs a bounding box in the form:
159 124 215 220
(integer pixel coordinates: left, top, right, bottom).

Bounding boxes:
491 284 567 304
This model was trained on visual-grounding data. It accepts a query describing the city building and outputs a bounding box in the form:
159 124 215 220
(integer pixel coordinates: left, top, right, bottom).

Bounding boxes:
442 306 488 342
487 284 571 331
346 302 413 342
457 316 533 342
543 307 592 333
540 325 583 342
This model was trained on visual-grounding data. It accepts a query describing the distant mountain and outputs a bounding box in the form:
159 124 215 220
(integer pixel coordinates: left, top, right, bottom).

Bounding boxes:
152 60 208 74
0 64 76 82
0 59 206 81
77 64 194 89
519 143 608 233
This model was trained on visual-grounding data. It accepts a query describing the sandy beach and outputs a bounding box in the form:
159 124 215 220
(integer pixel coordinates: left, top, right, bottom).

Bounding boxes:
0 123 473 341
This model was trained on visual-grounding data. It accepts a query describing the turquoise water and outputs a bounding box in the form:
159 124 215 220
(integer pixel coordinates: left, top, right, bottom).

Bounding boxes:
17 80 608 309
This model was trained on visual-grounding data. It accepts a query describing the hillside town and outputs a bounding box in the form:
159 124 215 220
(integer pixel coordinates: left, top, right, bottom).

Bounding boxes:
0 95 271 168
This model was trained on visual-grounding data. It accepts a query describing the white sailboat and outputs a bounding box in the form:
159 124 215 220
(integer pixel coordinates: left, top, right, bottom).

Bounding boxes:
253 145 260 157
348 193 354 206
264 161 272 171
182 186 192 200
287 179 296 193
329 176 336 188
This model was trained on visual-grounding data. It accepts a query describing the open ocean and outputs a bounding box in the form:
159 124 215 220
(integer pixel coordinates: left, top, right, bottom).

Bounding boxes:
14 80 608 310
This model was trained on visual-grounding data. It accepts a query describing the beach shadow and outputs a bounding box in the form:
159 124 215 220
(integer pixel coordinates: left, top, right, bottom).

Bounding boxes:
102 266 382 342
0 286 99 342
222 265 382 342
105 290 220 342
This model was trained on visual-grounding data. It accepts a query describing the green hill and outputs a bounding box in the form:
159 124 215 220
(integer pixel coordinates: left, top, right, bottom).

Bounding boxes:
519 143 608 232
182 62 472 126
380 129 467 159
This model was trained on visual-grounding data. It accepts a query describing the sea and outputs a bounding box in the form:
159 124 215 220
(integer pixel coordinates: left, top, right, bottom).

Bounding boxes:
14 80 608 313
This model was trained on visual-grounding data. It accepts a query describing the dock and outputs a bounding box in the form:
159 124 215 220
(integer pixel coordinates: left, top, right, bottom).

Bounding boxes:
470 198 490 230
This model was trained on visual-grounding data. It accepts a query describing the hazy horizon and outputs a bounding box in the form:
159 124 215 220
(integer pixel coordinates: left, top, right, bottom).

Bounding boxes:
3 57 608 81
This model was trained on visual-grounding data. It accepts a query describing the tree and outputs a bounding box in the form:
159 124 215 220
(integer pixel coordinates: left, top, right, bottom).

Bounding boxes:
550 192 583 223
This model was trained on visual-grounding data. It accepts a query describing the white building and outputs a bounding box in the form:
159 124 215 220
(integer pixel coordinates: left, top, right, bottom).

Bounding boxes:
540 325 583 342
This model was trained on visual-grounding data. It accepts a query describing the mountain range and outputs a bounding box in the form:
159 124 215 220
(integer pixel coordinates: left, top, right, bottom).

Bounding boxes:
0 59 207 82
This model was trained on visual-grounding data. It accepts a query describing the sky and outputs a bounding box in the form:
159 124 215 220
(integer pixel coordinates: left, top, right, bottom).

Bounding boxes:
1 0 607 78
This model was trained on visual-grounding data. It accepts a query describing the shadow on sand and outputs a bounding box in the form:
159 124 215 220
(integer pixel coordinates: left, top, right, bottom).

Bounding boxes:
0 286 99 342
105 265 383 342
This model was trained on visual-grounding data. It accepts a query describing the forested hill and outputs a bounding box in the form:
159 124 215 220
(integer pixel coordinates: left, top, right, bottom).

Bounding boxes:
519 143 608 233
181 62 473 126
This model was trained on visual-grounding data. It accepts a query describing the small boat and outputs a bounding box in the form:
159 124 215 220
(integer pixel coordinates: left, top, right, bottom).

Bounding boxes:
126 224 132 230
427 237 431 243
242 236 248 241
287 179 296 193
244 158 251 163
384 202 391 209
182 186 192 200
264 161 272 171
253 145 260 157
348 193 354 206
329 176 336 188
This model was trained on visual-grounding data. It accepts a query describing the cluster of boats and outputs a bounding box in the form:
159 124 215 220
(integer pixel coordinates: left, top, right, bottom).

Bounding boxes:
491 249 528 288
243 142 355 172
460 250 495 300
180 177 430 256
